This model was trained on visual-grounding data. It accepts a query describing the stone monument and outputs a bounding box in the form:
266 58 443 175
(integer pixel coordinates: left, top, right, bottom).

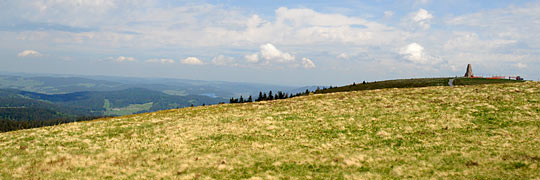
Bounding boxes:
464 64 473 78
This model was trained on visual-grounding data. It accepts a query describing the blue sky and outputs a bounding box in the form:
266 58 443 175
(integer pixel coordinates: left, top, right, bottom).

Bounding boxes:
1 0 539 86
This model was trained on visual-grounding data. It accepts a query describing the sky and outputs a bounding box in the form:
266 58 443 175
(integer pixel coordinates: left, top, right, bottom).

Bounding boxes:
1 0 539 86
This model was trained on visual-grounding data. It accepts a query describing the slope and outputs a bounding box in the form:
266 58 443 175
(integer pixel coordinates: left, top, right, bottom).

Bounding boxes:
1 82 539 179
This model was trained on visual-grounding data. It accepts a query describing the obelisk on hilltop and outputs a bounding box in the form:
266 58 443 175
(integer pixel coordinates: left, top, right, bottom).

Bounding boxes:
464 64 474 78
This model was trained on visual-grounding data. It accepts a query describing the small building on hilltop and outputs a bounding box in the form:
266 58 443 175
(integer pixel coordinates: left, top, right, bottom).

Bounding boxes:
464 64 474 78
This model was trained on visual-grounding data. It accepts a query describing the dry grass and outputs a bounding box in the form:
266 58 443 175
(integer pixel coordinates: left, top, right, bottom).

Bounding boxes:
1 82 539 179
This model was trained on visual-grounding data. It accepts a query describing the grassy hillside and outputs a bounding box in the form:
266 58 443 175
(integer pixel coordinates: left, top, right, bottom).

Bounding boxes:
453 78 522 85
317 77 522 94
1 82 539 179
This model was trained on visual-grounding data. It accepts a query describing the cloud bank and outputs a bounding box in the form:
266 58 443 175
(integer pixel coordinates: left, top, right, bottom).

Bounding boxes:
2 1 539 84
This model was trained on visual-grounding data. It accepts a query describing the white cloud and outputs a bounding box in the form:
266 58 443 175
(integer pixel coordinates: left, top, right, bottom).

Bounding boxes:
4 4 401 55
116 56 135 62
17 50 42 57
244 53 259 63
446 3 540 49
513 62 527 69
399 43 441 64
384 11 394 18
443 32 517 52
274 7 368 27
411 8 433 29
400 43 424 63
243 43 320 69
413 9 433 22
146 58 175 64
259 43 295 62
337 53 349 59
181 57 204 65
114 56 135 62
247 15 264 29
211 55 236 66
301 58 316 69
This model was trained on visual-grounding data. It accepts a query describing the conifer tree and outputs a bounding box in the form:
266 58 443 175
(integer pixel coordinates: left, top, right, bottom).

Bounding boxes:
268 91 273 100
256 92 263 101
239 96 244 103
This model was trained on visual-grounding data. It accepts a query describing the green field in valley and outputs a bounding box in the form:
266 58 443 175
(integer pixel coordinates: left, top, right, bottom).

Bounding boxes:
103 99 153 116
1 81 539 179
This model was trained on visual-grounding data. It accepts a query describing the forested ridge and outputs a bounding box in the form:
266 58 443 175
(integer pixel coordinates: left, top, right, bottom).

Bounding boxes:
0 88 224 132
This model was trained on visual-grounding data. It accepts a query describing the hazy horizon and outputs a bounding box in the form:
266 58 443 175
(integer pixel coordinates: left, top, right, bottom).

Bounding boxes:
2 0 539 86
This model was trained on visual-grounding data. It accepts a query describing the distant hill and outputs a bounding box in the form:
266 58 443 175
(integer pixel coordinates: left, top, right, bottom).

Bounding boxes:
0 75 125 94
0 73 308 132
1 81 538 179
0 74 298 98
0 88 225 122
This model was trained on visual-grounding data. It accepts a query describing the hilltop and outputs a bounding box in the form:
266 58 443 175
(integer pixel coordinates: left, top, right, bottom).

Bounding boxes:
1 82 539 179
316 77 522 94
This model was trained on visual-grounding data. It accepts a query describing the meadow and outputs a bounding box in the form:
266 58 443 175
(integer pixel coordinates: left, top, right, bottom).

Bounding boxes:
1 81 539 179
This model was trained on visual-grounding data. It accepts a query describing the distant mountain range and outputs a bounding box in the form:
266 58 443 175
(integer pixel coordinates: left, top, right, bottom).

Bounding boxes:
0 73 322 98
0 73 325 122
0 87 223 117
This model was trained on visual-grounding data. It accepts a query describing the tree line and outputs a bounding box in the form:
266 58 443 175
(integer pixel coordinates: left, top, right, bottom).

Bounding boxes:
229 86 339 104
0 116 108 132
